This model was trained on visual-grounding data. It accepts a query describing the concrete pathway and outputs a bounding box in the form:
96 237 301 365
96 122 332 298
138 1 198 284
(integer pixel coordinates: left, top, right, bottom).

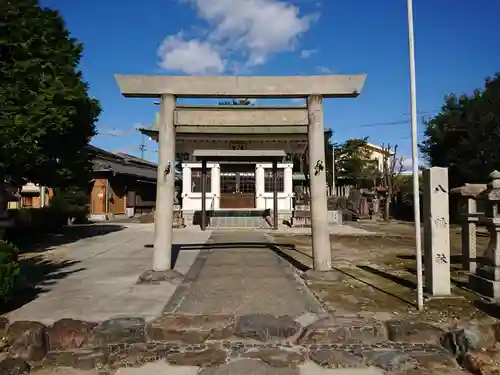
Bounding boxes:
6 224 212 324
163 231 323 317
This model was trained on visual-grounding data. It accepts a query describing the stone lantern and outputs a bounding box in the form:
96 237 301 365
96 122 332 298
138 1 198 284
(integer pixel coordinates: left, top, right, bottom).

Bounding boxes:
450 182 487 273
470 170 500 300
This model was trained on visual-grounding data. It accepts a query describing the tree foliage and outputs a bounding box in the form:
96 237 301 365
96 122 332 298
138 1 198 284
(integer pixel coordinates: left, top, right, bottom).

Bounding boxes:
0 0 101 188
292 132 335 191
0 240 20 304
335 138 378 188
420 74 500 188
218 98 253 105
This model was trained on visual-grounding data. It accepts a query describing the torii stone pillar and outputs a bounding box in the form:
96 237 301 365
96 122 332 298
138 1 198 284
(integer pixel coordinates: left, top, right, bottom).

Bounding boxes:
308 95 332 270
153 94 176 271
139 94 183 282
114 74 367 275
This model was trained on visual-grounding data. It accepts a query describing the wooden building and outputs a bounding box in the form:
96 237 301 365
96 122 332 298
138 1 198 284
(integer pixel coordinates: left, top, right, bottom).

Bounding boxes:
89 146 159 220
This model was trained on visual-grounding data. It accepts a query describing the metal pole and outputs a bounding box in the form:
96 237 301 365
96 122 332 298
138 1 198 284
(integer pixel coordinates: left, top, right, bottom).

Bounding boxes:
272 161 279 230
331 134 336 196
407 0 424 311
201 159 207 231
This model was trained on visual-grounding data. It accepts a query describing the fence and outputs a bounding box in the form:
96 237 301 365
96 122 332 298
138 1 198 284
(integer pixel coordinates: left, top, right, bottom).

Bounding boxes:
301 185 352 197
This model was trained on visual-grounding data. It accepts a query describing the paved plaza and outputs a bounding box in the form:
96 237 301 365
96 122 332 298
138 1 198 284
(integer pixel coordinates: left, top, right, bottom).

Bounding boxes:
7 224 211 324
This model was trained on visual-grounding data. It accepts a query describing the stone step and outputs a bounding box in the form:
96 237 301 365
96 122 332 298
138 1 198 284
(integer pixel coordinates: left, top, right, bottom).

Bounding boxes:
208 216 270 229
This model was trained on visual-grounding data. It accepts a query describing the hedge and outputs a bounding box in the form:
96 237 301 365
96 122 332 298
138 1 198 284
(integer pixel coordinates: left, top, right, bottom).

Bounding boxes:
0 241 20 304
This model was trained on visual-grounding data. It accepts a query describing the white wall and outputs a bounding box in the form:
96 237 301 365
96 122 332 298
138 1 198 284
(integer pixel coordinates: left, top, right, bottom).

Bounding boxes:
181 162 294 211
255 163 293 211
181 162 219 211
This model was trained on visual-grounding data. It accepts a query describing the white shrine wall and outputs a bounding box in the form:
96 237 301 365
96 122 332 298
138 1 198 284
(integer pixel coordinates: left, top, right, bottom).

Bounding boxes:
181 162 294 212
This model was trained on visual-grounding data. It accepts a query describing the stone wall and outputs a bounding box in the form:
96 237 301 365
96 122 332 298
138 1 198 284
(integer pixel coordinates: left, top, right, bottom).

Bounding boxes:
2 313 500 374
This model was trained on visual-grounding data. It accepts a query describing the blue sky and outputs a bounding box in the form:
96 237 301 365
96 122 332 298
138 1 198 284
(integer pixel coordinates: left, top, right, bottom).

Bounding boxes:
41 0 500 164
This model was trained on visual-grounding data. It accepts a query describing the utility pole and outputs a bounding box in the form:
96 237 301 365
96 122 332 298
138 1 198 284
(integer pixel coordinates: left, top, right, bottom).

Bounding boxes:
331 134 336 196
140 132 145 159
407 0 424 311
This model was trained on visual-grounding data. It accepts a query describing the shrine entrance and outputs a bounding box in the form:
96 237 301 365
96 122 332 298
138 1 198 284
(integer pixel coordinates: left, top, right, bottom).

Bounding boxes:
220 164 256 209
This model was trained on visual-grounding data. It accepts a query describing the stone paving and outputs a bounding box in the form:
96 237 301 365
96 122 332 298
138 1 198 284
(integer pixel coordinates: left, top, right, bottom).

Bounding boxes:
163 231 322 317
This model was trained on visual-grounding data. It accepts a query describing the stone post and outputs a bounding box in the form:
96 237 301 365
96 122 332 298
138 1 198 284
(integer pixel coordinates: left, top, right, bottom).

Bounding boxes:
462 197 478 273
423 167 451 296
152 94 177 273
470 170 500 300
307 94 332 271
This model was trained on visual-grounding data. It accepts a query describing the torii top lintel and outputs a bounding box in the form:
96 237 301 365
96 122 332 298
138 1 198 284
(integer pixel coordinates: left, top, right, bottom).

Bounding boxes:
114 74 367 99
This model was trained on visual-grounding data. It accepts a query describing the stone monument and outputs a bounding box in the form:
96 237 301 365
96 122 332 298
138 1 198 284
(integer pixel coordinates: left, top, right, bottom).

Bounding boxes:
423 167 451 296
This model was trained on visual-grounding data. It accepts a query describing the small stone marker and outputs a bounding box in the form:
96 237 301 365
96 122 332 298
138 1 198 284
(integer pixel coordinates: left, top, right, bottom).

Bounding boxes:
423 167 451 296
462 197 478 272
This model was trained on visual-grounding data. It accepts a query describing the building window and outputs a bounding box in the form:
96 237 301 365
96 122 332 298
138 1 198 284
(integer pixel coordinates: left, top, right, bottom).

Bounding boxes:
264 169 284 193
191 168 212 193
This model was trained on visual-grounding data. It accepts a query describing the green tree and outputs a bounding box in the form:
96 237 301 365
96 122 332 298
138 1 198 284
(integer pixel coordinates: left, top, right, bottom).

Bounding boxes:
0 0 101 225
335 138 379 188
218 98 253 105
293 132 335 192
420 74 500 188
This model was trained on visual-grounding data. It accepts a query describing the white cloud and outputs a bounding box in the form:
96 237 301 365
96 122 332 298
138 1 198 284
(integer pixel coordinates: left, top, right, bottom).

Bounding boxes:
317 66 332 74
300 49 317 58
158 0 318 74
157 33 225 74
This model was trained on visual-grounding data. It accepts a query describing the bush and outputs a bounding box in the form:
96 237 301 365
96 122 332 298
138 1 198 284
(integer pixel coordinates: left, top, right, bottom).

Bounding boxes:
50 188 89 224
0 241 20 304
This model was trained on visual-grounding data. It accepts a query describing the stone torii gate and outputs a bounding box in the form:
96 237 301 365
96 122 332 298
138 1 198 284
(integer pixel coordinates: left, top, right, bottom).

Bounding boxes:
114 74 367 279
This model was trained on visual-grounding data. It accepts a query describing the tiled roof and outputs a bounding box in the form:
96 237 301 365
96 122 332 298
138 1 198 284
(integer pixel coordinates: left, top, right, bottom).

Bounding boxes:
92 158 158 180
89 145 161 180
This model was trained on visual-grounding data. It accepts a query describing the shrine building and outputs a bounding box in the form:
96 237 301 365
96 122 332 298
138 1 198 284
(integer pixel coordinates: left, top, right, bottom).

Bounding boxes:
140 103 330 229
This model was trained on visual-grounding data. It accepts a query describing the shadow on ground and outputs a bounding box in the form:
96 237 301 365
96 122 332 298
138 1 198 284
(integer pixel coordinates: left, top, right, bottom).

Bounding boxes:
12 224 125 254
268 239 500 322
145 241 306 271
1 256 85 315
